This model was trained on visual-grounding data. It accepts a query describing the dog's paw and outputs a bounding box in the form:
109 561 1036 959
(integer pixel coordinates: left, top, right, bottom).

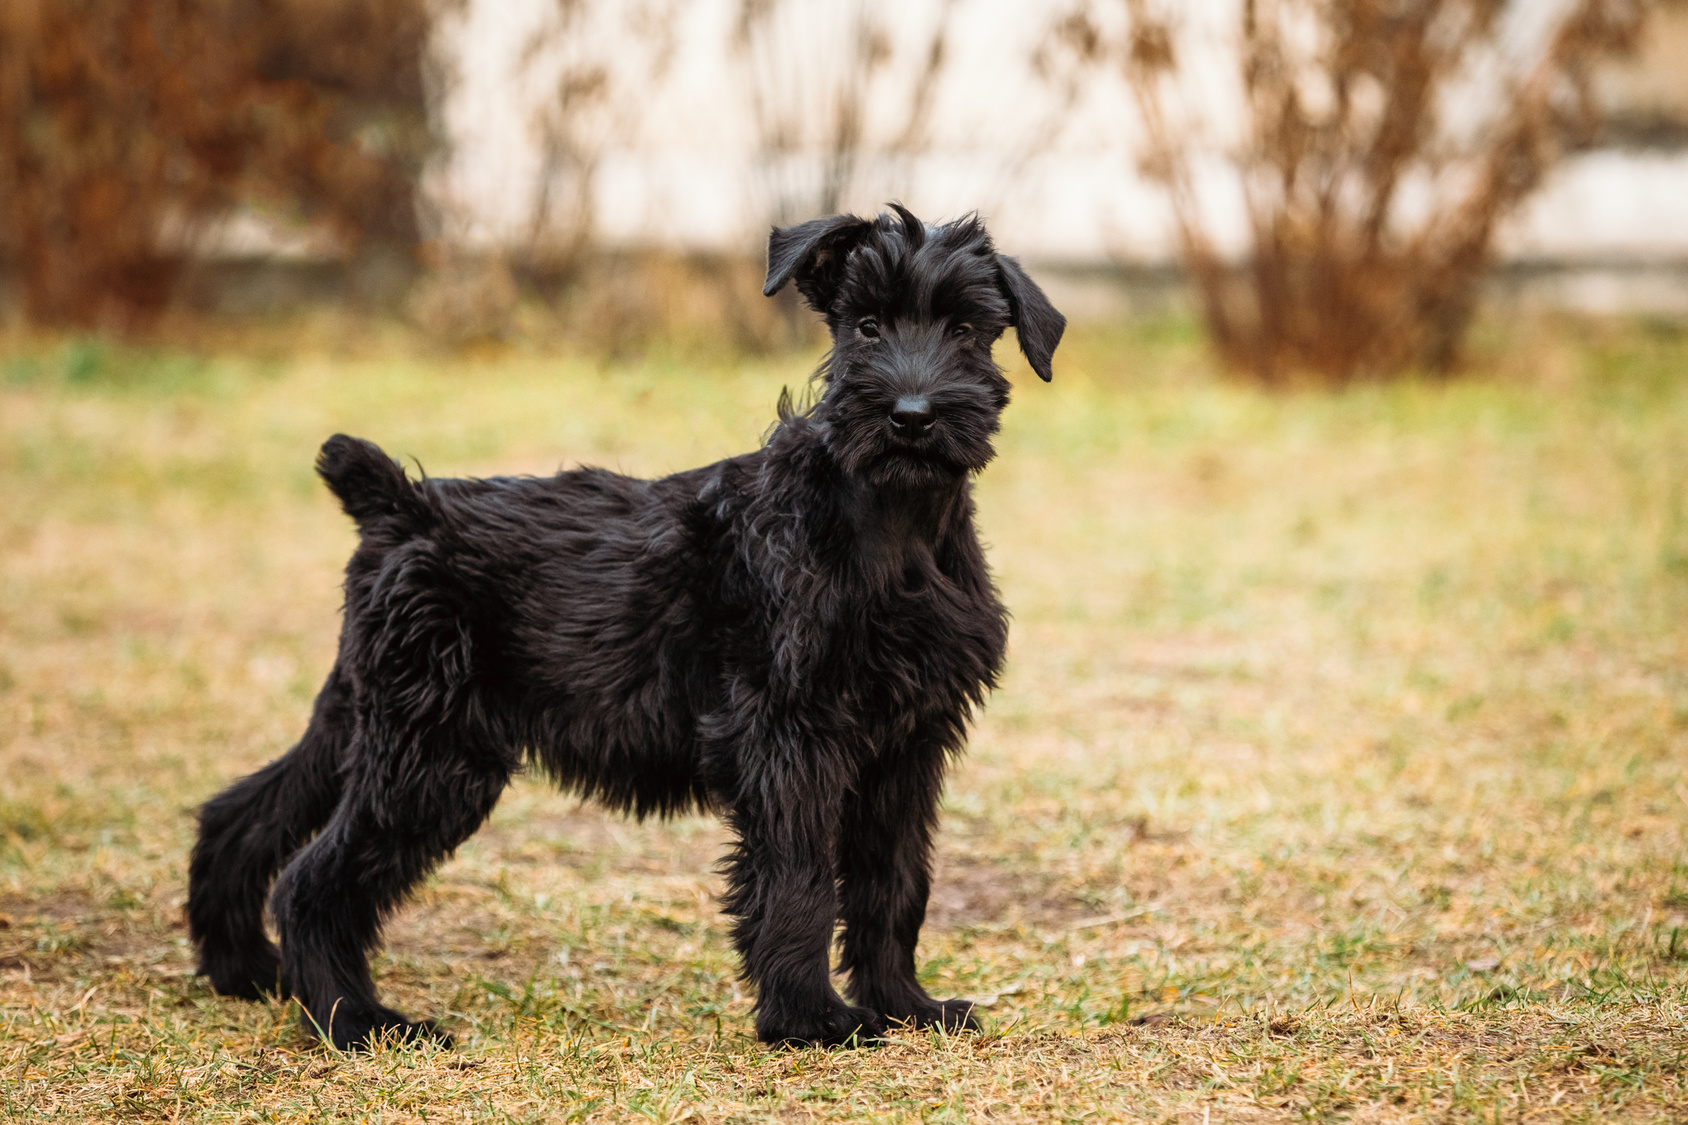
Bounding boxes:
199 944 289 1001
760 1004 889 1049
305 1003 454 1053
886 998 979 1034
925 998 980 1032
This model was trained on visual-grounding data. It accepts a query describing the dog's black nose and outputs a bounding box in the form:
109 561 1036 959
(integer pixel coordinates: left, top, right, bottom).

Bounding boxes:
890 396 933 436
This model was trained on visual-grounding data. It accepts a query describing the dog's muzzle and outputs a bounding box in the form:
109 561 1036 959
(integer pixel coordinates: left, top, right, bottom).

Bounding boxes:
889 396 934 438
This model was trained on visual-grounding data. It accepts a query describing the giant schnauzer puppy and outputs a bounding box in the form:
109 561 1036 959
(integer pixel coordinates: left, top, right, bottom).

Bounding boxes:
187 204 1066 1050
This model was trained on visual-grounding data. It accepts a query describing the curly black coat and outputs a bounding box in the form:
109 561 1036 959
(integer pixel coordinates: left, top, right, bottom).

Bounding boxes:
186 205 1066 1050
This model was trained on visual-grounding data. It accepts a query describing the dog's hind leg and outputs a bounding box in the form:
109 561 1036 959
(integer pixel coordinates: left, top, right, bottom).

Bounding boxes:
188 665 353 1000
269 711 509 1051
836 742 978 1034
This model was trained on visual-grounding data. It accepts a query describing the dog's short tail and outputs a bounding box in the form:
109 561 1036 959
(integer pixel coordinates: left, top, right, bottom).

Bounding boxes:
316 434 426 533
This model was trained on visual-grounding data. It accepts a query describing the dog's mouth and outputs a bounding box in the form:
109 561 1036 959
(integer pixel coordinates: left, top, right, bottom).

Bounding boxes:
822 391 998 484
876 419 994 479
841 435 992 491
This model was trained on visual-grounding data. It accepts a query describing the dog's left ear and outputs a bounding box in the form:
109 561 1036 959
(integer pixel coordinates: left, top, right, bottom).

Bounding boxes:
995 254 1066 382
764 214 876 314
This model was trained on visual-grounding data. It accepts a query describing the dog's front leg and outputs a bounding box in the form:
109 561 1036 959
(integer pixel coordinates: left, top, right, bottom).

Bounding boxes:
835 742 978 1033
719 744 888 1048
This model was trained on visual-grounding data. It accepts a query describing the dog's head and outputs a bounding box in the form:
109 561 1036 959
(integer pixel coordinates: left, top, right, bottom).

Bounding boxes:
764 204 1065 490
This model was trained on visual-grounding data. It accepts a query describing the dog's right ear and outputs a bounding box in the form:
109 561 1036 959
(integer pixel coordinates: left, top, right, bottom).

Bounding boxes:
995 253 1066 382
764 214 876 314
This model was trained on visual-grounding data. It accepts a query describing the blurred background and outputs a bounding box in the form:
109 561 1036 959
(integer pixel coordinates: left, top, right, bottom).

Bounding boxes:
1 0 1683 370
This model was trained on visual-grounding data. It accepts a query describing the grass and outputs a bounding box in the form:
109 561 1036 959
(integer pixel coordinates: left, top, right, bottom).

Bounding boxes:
1 315 1686 1121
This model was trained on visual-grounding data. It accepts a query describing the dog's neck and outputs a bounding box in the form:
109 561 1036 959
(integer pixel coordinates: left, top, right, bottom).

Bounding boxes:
836 471 971 579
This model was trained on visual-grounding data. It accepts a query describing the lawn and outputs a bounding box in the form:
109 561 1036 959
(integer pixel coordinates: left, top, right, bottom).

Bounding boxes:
2 317 1686 1122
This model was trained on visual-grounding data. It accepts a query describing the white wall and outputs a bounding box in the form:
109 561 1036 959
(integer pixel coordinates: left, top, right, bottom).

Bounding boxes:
427 0 1688 263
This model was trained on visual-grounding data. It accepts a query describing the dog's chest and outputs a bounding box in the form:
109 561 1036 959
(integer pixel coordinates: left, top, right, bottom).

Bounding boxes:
817 533 1005 717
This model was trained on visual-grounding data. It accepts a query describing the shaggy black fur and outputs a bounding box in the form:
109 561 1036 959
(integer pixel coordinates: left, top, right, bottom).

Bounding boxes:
186 205 1065 1051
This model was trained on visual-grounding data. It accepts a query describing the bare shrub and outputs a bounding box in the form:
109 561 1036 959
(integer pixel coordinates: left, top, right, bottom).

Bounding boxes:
732 0 956 347
518 0 682 282
1046 0 1647 383
577 252 824 356
0 0 440 330
406 249 520 346
733 0 956 225
405 0 681 347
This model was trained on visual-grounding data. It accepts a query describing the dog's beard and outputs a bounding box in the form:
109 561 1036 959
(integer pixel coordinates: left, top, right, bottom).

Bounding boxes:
819 367 1005 490
829 419 996 490
864 448 970 490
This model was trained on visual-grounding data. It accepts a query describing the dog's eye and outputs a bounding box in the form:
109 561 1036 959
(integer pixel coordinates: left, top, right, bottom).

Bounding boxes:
950 323 973 340
857 318 881 339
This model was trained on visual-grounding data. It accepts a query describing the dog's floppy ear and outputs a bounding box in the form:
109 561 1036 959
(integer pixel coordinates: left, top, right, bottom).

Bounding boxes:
995 253 1066 382
764 214 876 313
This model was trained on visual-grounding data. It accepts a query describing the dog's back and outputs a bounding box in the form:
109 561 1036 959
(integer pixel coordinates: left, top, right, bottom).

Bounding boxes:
316 432 735 820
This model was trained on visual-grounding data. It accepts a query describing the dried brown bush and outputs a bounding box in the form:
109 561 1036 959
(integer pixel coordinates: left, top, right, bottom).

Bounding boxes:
0 0 439 329
1046 0 1648 383
398 0 685 348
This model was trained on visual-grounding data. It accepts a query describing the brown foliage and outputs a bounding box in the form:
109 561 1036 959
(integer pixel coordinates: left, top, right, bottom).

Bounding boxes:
1048 0 1647 383
0 0 437 329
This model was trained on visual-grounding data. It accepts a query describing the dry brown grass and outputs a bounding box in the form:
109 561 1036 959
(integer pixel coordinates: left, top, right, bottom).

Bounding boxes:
2 318 1686 1121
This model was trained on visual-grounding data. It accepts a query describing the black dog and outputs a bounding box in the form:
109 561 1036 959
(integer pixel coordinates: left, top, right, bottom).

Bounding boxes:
186 204 1065 1050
